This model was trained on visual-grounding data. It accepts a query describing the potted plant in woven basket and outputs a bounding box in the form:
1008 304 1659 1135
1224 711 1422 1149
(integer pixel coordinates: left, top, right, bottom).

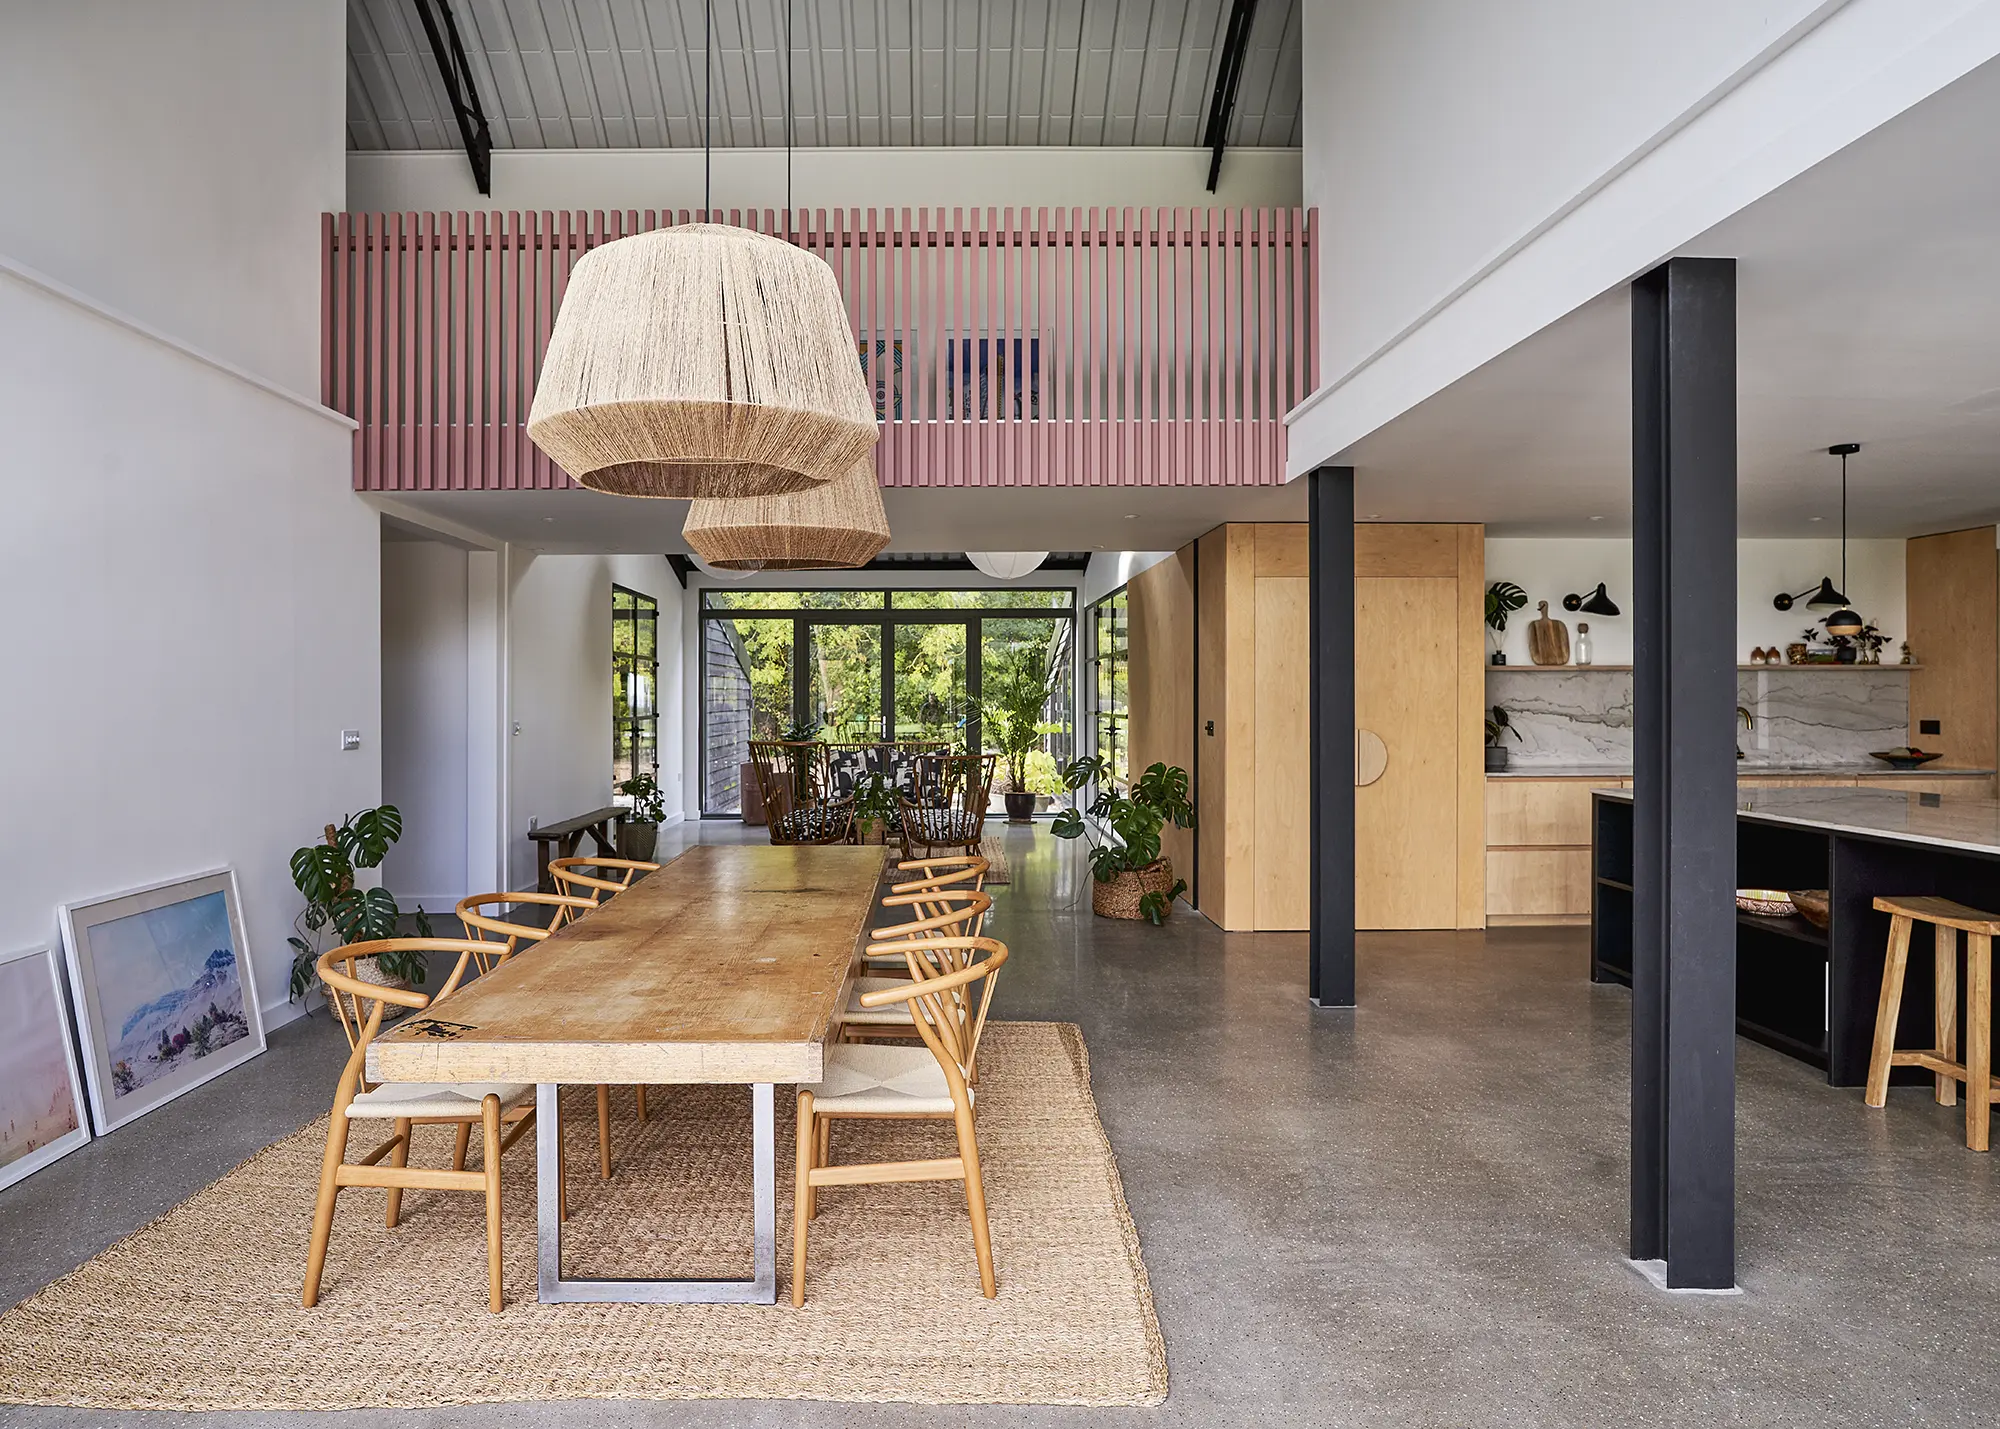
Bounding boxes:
287 805 432 1006
1051 756 1196 924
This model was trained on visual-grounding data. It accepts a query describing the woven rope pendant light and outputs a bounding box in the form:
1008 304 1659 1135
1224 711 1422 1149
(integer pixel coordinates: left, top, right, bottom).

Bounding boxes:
683 456 890 570
527 224 879 498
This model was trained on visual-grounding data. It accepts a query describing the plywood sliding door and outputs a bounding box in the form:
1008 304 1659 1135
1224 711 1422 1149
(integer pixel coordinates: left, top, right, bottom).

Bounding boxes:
1195 521 1484 934
1354 577 1459 928
1907 526 1998 772
1126 549 1197 894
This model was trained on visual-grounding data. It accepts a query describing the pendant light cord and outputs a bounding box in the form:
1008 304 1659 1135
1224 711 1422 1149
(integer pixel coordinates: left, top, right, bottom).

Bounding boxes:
784 0 794 237
701 0 712 218
1840 449 1849 594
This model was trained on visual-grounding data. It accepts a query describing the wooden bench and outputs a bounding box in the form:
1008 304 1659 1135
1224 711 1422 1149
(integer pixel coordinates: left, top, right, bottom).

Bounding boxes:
526 807 624 893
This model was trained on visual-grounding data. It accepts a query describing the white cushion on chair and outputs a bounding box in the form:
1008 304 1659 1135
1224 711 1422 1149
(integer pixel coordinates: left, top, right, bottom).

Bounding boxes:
801 1044 961 1116
843 976 916 1024
346 1082 534 1119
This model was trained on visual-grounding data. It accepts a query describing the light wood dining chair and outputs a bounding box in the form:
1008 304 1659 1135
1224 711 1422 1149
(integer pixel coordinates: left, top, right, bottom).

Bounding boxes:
862 859 989 982
549 855 660 907
794 935 1009 1306
303 938 537 1313
455 891 596 967
457 891 646 1173
843 890 992 1043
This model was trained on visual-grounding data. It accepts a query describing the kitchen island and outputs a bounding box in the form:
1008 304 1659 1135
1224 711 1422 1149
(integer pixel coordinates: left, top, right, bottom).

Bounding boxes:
1591 786 2000 1085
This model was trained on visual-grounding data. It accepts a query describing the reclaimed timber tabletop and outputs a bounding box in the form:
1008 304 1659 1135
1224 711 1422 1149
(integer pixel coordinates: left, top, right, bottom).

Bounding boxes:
367 844 884 1087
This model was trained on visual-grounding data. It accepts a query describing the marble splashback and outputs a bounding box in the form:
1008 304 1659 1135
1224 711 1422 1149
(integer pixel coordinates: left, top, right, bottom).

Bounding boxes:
1486 667 1910 768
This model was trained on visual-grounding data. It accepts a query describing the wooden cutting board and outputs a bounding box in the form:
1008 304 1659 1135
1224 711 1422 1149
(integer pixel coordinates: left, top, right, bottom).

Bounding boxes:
1528 601 1570 666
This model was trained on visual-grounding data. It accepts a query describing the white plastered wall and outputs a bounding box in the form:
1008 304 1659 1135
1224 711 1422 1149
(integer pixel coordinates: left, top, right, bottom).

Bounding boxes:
1483 537 1907 665
0 0 360 1032
1291 0 2000 470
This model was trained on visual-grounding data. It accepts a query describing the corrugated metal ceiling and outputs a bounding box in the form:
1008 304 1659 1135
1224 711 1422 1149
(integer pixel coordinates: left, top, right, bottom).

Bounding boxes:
347 0 1300 151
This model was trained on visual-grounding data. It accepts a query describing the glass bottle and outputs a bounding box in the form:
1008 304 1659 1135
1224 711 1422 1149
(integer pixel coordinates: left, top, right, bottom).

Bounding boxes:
1574 622 1593 666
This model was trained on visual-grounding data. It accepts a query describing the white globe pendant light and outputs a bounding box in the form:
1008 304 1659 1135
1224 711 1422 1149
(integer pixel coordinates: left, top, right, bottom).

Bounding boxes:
967 552 1050 580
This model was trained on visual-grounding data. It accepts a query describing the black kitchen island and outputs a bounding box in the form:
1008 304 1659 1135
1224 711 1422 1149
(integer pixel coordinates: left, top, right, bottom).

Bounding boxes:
1592 786 2000 1086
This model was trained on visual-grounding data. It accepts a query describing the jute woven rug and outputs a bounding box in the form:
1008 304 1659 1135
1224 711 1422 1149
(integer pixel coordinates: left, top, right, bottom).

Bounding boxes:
0 1022 1164 1410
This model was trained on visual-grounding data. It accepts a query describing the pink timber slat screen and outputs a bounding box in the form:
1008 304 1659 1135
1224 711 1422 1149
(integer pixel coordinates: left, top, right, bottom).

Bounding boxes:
323 207 1316 491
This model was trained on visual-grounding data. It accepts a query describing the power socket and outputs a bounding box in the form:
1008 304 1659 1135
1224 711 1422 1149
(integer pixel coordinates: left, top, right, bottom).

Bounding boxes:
1920 719 1941 735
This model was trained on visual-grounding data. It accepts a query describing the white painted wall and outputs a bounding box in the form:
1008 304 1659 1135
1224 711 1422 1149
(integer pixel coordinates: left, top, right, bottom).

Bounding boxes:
0 1 360 1031
507 553 684 889
0 1 345 394
1290 0 2000 471
347 146 1303 215
1484 536 1907 665
380 541 471 908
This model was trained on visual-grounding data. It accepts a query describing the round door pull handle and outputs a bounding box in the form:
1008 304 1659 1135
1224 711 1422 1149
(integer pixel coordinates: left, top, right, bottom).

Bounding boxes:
1355 729 1388 787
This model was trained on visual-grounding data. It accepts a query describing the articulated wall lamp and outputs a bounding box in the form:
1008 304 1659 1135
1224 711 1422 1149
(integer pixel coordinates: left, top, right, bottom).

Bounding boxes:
1774 444 1864 637
1561 583 1621 617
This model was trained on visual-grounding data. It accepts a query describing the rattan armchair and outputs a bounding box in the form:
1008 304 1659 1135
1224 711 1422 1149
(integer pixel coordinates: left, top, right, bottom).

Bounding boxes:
897 751 996 861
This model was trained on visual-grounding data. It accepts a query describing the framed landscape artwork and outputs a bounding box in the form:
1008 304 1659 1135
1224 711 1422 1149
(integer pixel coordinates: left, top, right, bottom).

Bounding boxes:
61 868 265 1134
0 943 92 1192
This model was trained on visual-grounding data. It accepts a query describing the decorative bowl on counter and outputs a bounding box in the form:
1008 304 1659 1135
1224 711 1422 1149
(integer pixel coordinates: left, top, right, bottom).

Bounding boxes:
1790 890 1831 930
1868 747 1944 770
1736 889 1798 918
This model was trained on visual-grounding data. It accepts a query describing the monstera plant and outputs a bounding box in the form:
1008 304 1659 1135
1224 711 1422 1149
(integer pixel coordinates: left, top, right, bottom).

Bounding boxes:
1051 756 1196 925
287 804 431 1003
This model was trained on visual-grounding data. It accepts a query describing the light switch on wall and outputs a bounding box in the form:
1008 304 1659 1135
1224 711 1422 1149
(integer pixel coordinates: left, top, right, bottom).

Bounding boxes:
340 729 361 751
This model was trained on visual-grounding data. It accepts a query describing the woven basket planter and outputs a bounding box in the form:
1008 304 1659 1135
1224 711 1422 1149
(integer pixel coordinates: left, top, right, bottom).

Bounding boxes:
528 224 878 499
683 456 890 570
1091 859 1176 921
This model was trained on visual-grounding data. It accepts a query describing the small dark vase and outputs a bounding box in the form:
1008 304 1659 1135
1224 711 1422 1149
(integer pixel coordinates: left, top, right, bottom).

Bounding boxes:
1485 746 1510 772
1835 645 1858 664
1003 790 1037 823
1491 651 1508 666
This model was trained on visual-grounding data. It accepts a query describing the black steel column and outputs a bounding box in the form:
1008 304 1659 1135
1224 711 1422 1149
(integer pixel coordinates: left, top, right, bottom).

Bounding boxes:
1308 466 1356 1008
1630 257 1738 1290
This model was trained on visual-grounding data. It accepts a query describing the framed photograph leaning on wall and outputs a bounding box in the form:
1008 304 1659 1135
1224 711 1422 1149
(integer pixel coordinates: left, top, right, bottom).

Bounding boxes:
61 868 265 1134
0 943 93 1191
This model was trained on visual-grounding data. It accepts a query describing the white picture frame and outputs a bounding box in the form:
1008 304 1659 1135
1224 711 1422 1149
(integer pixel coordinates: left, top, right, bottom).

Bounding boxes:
0 943 93 1192
60 868 266 1134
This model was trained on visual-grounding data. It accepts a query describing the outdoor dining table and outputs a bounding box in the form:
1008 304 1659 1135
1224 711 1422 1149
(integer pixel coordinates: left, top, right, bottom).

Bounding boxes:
366 842 884 1304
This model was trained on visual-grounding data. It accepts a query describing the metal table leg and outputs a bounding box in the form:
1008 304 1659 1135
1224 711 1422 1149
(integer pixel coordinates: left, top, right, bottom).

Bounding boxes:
536 1082 776 1303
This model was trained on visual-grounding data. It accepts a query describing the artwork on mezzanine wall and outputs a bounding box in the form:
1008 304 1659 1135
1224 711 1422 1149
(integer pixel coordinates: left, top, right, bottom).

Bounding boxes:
60 868 265 1135
0 943 92 1192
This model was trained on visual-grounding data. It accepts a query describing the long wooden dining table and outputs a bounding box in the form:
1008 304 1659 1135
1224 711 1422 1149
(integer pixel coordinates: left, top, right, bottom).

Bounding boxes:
367 843 885 1305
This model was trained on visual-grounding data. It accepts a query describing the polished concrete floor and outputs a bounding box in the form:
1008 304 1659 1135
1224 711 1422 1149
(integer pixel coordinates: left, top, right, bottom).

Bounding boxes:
6 822 2000 1427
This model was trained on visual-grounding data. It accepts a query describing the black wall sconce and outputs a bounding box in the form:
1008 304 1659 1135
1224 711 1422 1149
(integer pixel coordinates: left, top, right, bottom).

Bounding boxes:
1772 444 1864 638
1562 583 1621 617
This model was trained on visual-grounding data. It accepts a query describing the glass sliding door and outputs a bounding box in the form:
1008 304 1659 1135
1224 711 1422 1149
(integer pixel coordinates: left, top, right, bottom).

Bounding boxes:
701 617 793 815
980 616 1075 813
699 588 1074 816
894 621 969 748
806 621 884 741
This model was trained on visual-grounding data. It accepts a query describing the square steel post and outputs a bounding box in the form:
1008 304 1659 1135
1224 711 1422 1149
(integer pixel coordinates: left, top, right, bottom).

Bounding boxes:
1309 465 1357 1008
1630 257 1738 1290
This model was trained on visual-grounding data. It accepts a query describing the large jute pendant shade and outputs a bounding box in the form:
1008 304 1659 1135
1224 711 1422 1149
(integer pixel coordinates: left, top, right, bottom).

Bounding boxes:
683 457 890 570
527 224 879 499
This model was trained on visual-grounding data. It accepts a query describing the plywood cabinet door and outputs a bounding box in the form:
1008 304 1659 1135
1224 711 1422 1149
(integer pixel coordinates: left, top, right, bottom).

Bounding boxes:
1355 577 1460 929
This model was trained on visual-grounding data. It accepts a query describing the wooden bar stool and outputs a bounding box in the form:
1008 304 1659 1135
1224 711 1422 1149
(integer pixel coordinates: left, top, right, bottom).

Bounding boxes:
1865 895 2000 1150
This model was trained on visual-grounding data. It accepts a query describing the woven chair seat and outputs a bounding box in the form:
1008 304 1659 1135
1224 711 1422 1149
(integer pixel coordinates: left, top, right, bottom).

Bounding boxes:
771 804 853 842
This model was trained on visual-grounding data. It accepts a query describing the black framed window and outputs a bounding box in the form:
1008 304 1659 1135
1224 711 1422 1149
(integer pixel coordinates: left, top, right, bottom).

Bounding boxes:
697 588 1076 816
1086 588 1129 791
612 586 658 790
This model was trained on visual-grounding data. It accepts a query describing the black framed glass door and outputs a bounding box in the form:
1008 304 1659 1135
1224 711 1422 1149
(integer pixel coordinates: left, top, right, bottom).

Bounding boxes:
699 589 1074 816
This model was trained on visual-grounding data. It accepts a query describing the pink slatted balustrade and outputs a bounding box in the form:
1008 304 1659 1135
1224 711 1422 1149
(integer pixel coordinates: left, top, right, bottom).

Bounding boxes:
323 207 1315 491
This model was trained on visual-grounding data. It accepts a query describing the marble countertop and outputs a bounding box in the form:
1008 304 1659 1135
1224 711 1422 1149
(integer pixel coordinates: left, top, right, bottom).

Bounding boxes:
1594 785 2000 857
1489 763 1995 780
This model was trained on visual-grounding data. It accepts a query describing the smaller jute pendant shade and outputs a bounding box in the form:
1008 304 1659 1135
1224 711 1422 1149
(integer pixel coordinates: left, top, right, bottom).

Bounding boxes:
683 457 891 570
527 224 879 499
